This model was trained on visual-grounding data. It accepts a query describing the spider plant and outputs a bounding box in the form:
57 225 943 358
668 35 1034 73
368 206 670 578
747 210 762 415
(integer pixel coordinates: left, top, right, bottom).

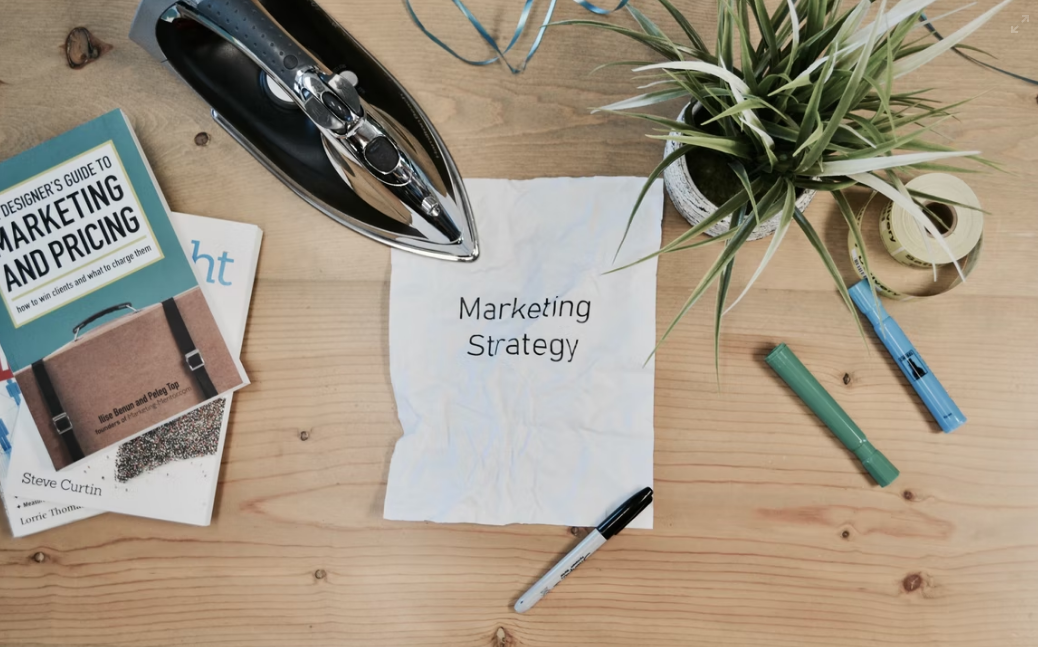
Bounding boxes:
561 0 1007 369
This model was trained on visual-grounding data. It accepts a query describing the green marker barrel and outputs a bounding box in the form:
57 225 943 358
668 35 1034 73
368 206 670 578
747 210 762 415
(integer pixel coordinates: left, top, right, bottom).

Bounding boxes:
766 343 899 487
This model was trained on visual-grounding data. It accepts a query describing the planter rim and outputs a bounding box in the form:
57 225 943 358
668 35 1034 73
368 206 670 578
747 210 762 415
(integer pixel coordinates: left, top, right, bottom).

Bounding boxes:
663 101 816 241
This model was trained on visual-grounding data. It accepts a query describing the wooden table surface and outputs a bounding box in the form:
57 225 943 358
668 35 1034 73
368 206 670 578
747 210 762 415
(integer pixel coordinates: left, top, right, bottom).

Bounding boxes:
2 1 1037 645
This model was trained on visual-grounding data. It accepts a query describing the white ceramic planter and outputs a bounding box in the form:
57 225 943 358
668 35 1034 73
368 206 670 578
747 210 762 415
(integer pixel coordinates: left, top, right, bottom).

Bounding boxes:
663 103 815 241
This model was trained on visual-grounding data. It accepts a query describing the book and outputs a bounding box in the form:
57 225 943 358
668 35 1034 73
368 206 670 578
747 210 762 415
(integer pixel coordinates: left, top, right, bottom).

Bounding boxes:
1 212 262 534
0 365 102 536
0 109 247 471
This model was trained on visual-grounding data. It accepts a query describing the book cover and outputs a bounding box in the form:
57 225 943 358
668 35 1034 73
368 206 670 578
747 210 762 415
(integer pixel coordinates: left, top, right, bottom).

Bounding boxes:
1 212 262 531
0 352 102 536
0 110 247 471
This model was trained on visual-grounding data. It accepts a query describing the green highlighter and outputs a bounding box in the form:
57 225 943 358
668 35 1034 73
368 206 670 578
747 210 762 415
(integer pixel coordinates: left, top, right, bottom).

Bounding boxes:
766 343 900 487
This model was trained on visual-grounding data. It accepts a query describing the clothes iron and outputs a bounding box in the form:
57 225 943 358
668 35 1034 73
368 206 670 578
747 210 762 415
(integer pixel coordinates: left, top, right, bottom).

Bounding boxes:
130 0 478 261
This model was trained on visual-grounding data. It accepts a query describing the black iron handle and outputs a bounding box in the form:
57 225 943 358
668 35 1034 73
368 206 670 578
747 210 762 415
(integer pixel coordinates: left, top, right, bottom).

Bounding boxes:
73 303 138 341
195 0 319 90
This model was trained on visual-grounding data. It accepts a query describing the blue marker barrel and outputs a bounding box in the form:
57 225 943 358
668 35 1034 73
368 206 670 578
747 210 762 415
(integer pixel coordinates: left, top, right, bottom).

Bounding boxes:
848 280 966 433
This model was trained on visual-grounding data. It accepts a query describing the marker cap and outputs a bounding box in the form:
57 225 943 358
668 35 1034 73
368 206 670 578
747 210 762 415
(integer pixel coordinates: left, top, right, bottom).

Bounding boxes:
765 343 869 449
597 487 653 539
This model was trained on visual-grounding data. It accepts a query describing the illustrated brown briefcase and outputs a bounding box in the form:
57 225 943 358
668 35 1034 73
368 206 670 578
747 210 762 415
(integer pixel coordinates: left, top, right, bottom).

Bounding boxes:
15 286 243 470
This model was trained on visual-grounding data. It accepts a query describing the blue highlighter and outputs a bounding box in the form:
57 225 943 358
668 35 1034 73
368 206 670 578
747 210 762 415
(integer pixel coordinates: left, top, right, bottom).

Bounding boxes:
848 280 966 432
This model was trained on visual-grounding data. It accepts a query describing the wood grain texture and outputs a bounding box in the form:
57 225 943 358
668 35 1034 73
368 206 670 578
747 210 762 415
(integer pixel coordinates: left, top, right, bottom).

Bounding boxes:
2 1 1038 645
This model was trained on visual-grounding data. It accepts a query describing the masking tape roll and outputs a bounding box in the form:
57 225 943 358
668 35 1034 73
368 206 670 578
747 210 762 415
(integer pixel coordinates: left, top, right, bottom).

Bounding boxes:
848 174 983 300
878 174 983 268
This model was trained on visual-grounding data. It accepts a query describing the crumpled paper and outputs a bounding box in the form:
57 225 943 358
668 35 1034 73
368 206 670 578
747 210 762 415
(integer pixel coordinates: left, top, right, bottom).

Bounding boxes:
385 177 662 528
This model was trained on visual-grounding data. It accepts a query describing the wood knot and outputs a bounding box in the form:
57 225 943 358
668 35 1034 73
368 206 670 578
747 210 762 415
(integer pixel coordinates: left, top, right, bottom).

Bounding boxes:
314 569 326 580
842 373 852 385
299 430 310 441
902 573 924 592
194 132 210 147
32 552 46 563
902 490 914 501
495 627 515 646
841 530 851 539
569 526 591 538
65 27 112 69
